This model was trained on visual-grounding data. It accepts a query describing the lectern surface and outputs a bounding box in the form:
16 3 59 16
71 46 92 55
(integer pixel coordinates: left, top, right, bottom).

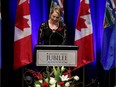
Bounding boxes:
35 45 79 50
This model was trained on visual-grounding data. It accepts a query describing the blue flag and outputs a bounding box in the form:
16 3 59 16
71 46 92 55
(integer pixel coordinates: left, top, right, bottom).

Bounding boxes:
103 0 115 28
101 0 116 70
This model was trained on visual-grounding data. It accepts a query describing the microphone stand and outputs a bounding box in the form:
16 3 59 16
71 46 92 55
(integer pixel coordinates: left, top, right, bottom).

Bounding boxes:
49 30 55 45
49 29 66 45
55 30 65 45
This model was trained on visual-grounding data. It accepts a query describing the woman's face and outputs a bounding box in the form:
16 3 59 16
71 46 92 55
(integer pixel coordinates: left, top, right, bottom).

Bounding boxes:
50 11 60 23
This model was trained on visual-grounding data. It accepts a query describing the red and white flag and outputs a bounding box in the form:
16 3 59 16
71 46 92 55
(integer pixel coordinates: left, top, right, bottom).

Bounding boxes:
14 0 32 69
74 0 94 70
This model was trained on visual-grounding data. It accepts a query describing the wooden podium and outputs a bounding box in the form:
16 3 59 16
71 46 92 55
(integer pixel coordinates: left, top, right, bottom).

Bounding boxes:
35 45 79 67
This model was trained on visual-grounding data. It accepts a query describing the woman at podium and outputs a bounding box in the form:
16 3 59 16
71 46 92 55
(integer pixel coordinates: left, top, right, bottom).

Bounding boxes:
38 5 67 45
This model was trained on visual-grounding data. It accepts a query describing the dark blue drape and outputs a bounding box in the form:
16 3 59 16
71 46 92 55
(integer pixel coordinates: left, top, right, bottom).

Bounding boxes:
8 0 104 58
30 0 50 50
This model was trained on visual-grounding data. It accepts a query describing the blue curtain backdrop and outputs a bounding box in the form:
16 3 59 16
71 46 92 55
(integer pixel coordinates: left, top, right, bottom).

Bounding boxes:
2 0 115 87
8 0 104 58
8 0 104 55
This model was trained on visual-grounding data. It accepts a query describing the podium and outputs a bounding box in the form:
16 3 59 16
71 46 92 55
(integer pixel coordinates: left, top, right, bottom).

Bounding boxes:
35 45 79 67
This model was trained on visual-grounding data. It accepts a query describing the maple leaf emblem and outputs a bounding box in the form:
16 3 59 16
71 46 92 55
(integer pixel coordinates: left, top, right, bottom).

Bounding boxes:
15 0 30 31
76 0 90 31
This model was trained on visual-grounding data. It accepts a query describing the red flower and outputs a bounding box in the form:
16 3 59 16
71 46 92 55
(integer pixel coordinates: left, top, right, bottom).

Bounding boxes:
42 82 48 87
58 81 65 86
63 73 71 78
36 72 43 79
63 68 72 78
58 28 62 31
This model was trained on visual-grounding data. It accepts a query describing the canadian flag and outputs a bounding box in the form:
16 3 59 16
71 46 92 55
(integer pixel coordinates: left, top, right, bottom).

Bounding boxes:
14 0 32 69
74 0 94 70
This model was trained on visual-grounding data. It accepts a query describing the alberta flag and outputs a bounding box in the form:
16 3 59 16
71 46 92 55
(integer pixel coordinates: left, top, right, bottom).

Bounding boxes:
14 0 32 69
50 0 64 22
101 0 116 70
74 0 94 69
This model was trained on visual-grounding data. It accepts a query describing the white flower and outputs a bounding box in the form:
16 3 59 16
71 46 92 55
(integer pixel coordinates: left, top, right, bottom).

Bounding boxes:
49 77 56 85
34 80 42 87
45 77 56 85
50 84 55 87
38 80 43 83
35 84 41 87
56 84 61 87
60 75 69 81
50 84 61 87
65 82 70 87
74 76 79 81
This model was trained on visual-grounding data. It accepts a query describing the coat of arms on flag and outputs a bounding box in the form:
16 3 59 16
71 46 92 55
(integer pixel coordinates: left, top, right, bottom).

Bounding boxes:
50 0 64 22
104 0 116 28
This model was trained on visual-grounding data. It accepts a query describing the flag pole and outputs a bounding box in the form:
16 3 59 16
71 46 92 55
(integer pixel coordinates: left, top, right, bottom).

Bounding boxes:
82 66 85 87
108 70 111 87
22 67 24 87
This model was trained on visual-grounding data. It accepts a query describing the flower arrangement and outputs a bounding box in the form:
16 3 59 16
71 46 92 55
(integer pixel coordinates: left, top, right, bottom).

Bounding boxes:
24 66 79 87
